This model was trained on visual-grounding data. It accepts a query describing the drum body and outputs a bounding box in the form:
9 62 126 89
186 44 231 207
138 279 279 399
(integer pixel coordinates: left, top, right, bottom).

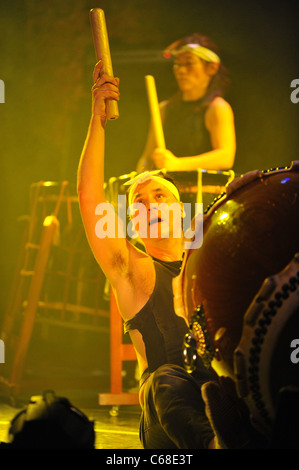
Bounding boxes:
176 162 299 380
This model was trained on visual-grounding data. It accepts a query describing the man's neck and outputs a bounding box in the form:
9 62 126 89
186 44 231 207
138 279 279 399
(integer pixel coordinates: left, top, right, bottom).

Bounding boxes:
144 239 184 262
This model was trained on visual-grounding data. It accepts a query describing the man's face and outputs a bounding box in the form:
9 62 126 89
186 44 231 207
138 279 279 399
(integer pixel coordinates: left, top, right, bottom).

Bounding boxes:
129 179 183 240
173 51 212 94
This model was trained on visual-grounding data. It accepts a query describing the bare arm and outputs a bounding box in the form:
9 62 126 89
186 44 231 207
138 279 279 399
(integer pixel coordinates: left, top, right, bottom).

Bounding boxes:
77 61 131 288
152 97 236 171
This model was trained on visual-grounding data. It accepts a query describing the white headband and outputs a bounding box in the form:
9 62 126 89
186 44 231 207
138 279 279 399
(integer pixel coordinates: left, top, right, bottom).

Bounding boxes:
124 170 180 207
167 43 221 64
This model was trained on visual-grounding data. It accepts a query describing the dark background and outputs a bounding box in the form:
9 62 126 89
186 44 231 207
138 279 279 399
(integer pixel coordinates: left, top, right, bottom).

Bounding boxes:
0 0 298 327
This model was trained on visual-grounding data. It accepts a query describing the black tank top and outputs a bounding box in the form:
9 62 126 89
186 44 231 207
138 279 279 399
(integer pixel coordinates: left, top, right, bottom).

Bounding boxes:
162 93 214 157
123 257 189 373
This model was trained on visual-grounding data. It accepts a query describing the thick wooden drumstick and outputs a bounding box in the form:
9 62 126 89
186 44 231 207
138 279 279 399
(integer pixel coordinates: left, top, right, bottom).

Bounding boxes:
145 75 166 149
89 8 119 120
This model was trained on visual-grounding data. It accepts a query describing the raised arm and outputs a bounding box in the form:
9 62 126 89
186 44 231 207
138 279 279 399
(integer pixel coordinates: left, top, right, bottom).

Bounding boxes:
77 61 130 288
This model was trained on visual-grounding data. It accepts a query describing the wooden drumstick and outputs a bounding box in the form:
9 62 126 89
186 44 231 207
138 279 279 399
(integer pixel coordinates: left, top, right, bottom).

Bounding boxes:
89 8 119 120
145 75 166 149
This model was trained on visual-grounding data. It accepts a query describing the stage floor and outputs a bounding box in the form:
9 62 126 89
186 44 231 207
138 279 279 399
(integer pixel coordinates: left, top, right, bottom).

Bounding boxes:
0 391 142 449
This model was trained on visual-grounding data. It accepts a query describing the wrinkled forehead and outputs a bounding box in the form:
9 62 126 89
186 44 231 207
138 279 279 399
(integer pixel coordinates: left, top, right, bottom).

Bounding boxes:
131 179 173 200
126 173 181 207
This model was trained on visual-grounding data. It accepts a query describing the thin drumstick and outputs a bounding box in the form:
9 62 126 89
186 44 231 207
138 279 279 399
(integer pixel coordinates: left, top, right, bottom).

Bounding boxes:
145 75 165 149
89 8 119 120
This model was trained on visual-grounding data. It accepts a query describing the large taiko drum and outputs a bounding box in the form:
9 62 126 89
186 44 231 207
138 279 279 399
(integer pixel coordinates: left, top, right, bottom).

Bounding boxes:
174 161 299 440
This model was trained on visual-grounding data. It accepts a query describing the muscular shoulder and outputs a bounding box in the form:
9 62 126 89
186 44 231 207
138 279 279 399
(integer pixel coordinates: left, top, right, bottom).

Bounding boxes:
111 241 151 278
111 243 154 291
207 96 233 113
205 97 234 129
112 245 156 319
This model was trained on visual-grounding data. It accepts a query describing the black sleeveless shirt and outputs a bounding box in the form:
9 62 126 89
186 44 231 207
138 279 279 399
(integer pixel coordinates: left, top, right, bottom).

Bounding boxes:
162 93 215 157
123 257 189 373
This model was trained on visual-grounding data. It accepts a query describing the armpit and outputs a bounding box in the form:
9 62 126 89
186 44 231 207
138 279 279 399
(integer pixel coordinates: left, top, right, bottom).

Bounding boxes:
110 250 134 282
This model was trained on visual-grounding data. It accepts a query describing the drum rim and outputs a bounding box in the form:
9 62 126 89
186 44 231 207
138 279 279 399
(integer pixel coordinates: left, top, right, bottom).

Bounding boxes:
234 253 299 437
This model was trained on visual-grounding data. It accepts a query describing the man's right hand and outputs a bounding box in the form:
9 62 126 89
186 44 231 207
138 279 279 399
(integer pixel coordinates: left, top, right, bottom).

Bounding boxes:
92 60 119 121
